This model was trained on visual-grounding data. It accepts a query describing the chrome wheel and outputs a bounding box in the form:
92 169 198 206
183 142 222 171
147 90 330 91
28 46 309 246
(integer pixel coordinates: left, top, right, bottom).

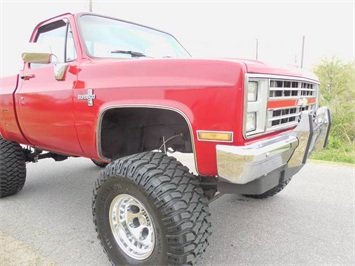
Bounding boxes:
109 194 155 260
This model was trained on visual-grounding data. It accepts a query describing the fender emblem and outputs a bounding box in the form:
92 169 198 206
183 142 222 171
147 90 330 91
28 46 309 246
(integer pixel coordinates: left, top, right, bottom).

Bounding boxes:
297 98 308 107
77 89 96 107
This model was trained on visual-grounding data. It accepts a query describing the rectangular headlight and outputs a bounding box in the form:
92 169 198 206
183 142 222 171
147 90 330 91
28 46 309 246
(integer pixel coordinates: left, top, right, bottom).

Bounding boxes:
248 81 258 102
246 112 257 132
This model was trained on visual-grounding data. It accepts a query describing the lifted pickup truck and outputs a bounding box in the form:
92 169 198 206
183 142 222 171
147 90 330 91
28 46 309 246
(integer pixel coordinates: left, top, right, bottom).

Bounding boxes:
0 12 331 265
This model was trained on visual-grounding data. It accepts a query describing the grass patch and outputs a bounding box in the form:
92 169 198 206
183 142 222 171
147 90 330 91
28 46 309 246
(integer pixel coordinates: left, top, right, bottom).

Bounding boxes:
311 147 355 164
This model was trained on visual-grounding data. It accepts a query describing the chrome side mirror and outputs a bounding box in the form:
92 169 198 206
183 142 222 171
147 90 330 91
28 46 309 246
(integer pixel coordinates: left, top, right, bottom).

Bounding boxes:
54 63 69 81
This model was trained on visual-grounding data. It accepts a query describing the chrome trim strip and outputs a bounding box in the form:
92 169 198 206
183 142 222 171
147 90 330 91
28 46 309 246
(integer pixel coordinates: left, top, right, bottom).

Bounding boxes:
246 73 320 84
268 113 300 121
96 104 199 173
268 96 316 100
270 88 316 91
266 122 299 131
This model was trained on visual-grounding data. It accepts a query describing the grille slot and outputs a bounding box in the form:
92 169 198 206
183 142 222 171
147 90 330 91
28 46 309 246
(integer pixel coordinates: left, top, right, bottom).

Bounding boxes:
267 79 317 131
268 106 313 128
269 80 316 98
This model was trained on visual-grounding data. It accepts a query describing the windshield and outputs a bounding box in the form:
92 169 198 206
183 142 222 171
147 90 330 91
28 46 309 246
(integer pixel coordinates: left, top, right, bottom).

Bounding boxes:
78 15 190 59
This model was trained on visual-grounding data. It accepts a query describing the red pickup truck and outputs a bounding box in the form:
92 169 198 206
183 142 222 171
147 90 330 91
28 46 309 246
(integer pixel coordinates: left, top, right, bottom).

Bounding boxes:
0 13 331 265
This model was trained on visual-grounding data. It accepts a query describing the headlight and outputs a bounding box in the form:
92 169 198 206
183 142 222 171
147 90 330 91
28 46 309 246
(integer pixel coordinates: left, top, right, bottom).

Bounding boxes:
248 81 258 102
244 77 268 138
246 112 256 132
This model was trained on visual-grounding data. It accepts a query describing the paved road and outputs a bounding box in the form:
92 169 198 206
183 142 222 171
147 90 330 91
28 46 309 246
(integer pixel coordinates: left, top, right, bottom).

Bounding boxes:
0 156 354 266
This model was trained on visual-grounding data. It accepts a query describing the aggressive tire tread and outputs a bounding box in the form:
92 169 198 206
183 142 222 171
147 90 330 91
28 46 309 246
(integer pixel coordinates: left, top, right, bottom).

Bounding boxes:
92 152 211 265
0 137 26 198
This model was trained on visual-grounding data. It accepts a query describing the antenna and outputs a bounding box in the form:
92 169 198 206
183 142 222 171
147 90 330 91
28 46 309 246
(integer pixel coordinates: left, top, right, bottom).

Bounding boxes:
89 0 93 12
300 36 305 68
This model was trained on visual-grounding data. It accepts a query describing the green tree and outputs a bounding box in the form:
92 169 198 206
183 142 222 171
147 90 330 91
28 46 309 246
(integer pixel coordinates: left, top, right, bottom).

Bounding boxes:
312 57 355 163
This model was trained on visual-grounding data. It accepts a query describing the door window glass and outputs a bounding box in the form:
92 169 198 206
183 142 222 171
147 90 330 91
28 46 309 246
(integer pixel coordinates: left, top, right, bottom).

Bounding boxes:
32 19 77 68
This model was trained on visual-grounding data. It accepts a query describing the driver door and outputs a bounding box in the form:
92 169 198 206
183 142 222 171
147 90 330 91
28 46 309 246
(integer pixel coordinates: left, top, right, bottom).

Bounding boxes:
15 18 83 155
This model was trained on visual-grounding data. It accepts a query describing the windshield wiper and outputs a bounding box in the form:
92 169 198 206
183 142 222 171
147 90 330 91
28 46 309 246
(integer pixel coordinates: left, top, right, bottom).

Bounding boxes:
111 50 146 57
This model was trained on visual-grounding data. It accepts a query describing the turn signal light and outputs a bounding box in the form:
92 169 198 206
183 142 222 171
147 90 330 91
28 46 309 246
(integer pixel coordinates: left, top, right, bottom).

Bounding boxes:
197 131 233 142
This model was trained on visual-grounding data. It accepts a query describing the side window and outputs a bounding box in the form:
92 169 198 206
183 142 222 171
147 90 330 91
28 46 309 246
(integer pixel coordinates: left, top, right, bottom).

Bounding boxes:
31 19 77 68
66 28 77 62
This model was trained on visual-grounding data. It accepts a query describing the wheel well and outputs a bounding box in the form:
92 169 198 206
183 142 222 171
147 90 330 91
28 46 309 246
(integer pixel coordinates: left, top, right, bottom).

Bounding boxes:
99 108 193 159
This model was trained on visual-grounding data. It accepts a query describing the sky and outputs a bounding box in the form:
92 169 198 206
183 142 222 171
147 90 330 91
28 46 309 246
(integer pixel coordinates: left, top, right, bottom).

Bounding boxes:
0 0 354 77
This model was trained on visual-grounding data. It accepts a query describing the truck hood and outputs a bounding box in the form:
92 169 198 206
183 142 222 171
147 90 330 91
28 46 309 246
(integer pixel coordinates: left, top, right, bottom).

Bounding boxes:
81 57 318 90
81 57 246 89
220 58 319 82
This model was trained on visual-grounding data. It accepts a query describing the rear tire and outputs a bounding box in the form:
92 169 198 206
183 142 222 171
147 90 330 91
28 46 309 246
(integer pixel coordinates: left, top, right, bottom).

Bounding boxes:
92 152 211 265
243 176 292 199
0 137 26 198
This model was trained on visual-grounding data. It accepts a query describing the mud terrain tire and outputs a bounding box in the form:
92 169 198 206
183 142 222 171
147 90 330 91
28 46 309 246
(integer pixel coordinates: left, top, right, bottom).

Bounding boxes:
92 152 211 265
0 137 26 198
243 176 292 199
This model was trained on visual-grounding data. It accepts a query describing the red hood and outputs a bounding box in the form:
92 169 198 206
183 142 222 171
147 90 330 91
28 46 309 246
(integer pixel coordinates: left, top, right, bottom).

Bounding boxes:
81 57 246 89
81 57 318 90
221 58 319 82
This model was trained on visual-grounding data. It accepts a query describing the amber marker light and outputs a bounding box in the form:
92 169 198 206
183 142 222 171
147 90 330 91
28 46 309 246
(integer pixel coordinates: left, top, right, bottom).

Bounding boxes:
197 131 233 142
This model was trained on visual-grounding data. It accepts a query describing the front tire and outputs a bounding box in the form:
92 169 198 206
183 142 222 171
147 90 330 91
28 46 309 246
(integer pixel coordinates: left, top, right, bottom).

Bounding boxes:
0 137 26 198
92 152 211 265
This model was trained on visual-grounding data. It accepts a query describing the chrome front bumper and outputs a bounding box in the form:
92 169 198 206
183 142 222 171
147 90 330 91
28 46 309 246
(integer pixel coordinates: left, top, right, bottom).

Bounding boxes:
216 107 331 184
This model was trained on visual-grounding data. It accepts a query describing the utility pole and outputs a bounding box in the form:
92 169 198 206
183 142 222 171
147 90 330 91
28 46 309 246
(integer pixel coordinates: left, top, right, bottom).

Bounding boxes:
300 35 305 68
89 0 93 12
256 39 259 60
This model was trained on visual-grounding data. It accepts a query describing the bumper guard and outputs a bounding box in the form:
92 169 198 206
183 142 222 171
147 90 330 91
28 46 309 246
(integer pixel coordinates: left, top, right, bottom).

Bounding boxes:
216 107 331 184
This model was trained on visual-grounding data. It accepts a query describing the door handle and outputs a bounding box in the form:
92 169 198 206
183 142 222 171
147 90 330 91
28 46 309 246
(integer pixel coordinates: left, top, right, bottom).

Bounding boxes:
20 74 35 80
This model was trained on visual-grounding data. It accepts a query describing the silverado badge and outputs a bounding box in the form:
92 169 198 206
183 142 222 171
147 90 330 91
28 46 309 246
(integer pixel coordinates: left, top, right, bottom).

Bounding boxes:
77 89 96 107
